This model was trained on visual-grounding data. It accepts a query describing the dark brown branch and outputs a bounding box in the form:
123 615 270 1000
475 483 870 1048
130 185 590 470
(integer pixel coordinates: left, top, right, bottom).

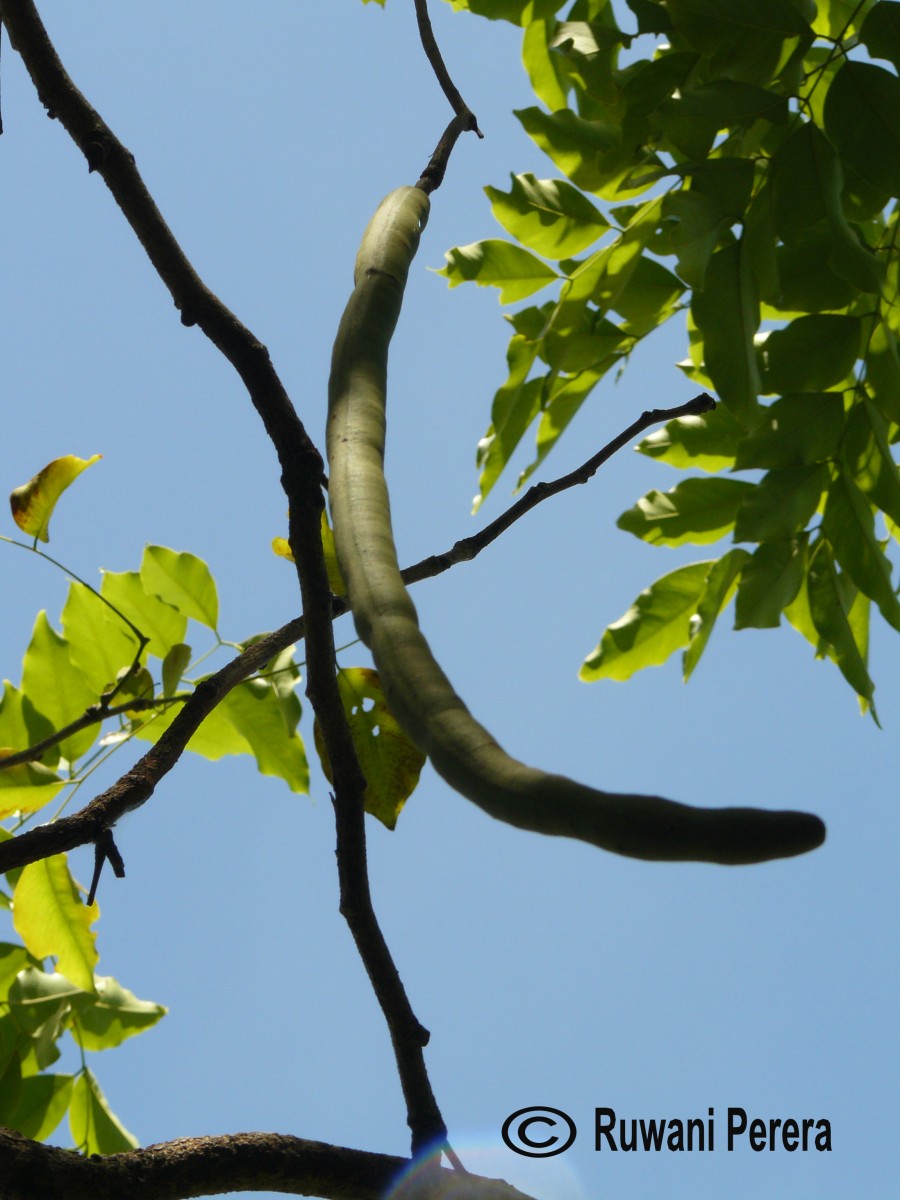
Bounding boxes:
0 396 716 874
402 393 717 586
86 827 125 905
0 1129 536 1200
417 113 472 195
0 694 187 770
414 0 482 136
0 619 304 874
0 0 451 1161
0 394 716 876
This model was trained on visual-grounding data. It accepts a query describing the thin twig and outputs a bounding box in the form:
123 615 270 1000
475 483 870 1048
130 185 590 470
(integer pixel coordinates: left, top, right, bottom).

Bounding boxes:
86 827 125 905
414 0 482 135
0 694 186 770
402 393 717 586
0 619 304 874
417 112 471 194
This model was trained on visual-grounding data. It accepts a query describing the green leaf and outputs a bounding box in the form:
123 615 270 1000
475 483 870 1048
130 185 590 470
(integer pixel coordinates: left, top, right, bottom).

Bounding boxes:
7 967 84 1036
100 570 187 658
557 195 665 330
543 315 627 372
625 0 674 34
581 561 714 681
734 538 806 628
657 80 788 159
140 546 219 631
72 975 167 1051
617 477 753 546
660 191 730 291
475 336 541 506
692 240 761 425
60 581 141 696
518 363 617 487
859 1 900 71
161 642 192 698
758 315 860 393
865 322 900 424
485 174 609 259
21 612 98 764
824 61 900 199
0 753 65 820
314 668 426 830
9 454 102 544
69 1068 138 1154
438 239 558 303
665 0 814 83
444 0 561 21
0 1041 23 1124
12 856 98 992
735 393 845 469
609 255 684 335
636 404 745 472
807 545 877 711
514 107 629 197
217 679 309 794
841 398 900 526
812 0 878 39
822 471 900 631
769 123 884 294
2 1072 73 1140
320 509 347 597
0 944 36 997
683 548 751 678
522 19 569 111
733 464 828 542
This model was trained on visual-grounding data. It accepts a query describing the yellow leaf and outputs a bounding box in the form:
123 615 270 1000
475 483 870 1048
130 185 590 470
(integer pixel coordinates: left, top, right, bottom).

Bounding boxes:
12 855 98 992
314 667 425 829
272 511 347 596
9 454 102 543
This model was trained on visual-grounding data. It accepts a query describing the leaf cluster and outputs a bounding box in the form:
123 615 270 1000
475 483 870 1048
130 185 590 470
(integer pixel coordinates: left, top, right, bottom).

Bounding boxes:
438 0 900 712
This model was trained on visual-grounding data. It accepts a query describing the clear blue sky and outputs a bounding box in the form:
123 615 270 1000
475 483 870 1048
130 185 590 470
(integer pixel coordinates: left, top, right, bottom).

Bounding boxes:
2 3 897 1198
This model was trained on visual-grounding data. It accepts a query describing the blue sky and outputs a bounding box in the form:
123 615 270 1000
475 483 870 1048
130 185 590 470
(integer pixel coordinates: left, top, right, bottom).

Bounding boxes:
2 3 897 1198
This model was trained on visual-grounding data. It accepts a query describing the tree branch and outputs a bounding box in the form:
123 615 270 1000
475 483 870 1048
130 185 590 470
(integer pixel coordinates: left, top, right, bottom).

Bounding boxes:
413 0 482 138
0 395 716 874
402 393 717 585
0 695 187 770
0 618 304 873
0 0 453 1162
0 1129 535 1200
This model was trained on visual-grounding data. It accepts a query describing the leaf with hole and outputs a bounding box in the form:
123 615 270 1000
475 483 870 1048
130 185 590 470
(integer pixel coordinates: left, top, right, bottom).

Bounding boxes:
314 668 425 830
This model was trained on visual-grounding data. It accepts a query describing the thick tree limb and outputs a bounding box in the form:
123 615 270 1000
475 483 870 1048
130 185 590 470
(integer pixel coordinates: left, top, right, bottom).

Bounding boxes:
0 1130 535 1200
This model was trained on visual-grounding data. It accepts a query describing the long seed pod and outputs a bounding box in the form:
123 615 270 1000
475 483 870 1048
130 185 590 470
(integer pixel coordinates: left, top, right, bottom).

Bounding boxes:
327 187 825 864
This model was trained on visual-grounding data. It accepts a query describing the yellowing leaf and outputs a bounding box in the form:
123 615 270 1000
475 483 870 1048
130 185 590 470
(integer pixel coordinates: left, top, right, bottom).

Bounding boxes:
273 512 347 597
314 668 425 830
9 455 101 543
12 856 98 993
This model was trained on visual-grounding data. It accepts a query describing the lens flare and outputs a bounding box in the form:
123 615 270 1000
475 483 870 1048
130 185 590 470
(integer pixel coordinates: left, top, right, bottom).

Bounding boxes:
384 1133 587 1200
